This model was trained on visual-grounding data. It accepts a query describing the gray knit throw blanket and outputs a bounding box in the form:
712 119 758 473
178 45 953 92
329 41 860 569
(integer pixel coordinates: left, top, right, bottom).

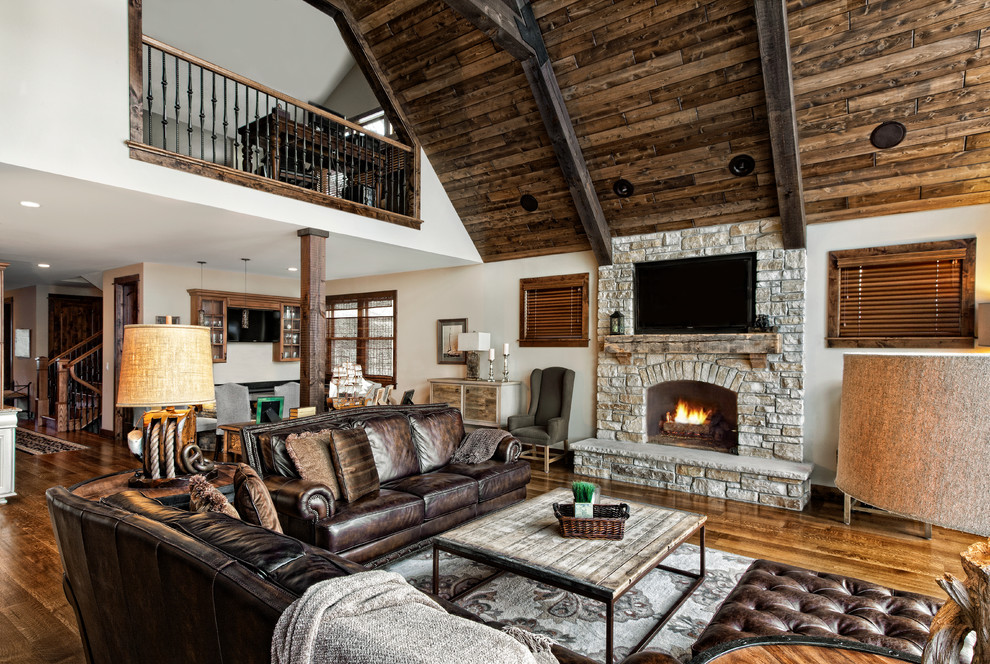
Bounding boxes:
271 570 557 664
450 428 512 464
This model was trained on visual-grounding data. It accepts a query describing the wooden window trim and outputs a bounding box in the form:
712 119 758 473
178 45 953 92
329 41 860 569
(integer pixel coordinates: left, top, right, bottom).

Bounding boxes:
826 238 976 349
326 290 397 386
519 273 590 348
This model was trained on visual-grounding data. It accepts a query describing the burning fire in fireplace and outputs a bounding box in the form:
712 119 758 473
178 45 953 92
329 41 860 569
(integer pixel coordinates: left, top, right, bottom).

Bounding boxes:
660 398 732 450
667 400 712 425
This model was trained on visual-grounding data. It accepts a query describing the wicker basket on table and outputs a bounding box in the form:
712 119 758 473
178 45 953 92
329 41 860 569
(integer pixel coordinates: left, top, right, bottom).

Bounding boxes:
552 502 630 540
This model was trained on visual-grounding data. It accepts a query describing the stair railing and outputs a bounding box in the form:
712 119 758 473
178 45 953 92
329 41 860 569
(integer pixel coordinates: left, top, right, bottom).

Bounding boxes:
40 331 103 432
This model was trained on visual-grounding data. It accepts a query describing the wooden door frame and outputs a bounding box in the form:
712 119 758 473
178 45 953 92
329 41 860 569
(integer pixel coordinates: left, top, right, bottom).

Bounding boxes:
113 275 140 440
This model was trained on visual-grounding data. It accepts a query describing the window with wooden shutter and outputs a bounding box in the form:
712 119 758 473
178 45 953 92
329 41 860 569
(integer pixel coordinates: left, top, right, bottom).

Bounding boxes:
519 273 589 347
326 290 396 385
826 239 975 348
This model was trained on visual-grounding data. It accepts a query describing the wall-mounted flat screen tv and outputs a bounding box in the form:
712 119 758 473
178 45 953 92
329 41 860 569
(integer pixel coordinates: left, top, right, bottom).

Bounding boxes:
227 307 280 343
634 253 756 333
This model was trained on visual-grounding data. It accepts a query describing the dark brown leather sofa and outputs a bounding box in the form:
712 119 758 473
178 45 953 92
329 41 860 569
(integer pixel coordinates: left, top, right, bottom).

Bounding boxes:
47 486 674 664
239 404 531 563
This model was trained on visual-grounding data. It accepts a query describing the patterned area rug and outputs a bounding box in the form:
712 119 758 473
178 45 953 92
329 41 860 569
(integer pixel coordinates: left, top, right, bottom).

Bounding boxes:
383 542 753 663
15 428 89 455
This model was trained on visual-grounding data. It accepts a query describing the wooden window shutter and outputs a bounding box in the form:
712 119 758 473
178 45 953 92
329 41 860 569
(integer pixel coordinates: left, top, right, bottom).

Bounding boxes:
519 273 589 347
326 290 396 385
827 239 975 349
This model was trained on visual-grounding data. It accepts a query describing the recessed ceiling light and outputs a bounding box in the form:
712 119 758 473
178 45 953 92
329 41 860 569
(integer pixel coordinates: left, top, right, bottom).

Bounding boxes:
287 267 298 272
38 263 50 268
612 179 635 197
20 201 40 208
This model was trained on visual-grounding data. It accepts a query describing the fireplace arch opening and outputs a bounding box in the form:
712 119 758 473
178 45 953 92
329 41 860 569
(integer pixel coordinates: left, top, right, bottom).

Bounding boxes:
646 380 737 453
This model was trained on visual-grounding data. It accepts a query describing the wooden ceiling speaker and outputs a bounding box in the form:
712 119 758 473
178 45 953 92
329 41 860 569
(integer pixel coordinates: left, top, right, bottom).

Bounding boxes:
870 121 907 149
520 194 539 212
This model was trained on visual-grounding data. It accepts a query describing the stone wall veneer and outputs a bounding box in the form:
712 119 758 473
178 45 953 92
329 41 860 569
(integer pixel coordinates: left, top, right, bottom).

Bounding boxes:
578 219 812 509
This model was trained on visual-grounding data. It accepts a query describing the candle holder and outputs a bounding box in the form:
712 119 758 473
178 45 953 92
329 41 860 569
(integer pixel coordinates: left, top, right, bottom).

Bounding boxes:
502 352 510 382
488 357 496 382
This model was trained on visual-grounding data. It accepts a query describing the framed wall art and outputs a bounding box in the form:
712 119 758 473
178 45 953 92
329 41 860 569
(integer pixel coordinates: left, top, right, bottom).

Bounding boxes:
437 318 468 364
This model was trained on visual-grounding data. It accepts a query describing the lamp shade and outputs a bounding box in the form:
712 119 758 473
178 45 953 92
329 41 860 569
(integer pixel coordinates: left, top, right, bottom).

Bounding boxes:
457 331 491 352
836 353 990 536
116 324 216 407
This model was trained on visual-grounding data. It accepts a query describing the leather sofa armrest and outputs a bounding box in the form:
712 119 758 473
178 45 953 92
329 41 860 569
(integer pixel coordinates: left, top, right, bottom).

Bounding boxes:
546 416 566 444
507 413 534 430
493 435 522 463
264 476 335 521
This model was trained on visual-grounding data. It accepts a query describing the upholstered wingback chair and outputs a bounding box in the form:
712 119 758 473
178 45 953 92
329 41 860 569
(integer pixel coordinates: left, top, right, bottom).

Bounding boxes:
508 367 575 473
274 381 300 411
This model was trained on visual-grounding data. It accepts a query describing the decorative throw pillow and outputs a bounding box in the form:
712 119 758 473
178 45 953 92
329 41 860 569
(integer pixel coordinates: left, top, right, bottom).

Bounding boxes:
233 463 283 533
284 430 341 500
188 474 240 520
329 427 380 503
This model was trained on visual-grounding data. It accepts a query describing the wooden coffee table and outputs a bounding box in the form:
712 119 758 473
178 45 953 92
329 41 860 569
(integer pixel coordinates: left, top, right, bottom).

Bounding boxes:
433 487 707 664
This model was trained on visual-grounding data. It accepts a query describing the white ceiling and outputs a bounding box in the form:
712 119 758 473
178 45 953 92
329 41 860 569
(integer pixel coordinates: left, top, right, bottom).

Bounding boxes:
0 163 474 290
143 0 357 107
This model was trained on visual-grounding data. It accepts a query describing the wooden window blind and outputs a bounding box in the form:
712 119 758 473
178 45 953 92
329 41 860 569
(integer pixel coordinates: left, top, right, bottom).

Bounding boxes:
519 273 589 347
326 290 396 385
827 239 975 349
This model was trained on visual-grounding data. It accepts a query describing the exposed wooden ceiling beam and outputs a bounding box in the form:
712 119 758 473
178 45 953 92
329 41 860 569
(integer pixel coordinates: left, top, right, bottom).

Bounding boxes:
444 0 613 265
754 0 807 250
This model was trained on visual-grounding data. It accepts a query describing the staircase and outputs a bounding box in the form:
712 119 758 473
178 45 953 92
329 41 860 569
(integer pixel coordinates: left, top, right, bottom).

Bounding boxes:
40 331 103 433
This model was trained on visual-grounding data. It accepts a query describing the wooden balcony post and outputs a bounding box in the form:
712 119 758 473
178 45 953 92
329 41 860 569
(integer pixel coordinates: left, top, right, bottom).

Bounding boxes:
298 228 329 412
55 358 70 432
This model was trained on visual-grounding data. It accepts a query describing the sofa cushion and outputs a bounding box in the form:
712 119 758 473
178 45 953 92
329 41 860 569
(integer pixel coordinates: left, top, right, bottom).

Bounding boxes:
284 430 341 500
234 464 283 533
355 413 420 483
409 408 465 472
383 473 477 520
329 428 380 503
442 460 531 502
509 426 551 445
316 489 425 553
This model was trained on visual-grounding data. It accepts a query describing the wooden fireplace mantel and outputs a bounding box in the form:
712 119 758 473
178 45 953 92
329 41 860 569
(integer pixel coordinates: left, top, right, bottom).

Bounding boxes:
603 333 782 369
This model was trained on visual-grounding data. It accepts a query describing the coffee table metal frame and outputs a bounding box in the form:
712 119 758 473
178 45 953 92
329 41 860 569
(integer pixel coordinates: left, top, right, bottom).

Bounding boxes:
433 518 706 664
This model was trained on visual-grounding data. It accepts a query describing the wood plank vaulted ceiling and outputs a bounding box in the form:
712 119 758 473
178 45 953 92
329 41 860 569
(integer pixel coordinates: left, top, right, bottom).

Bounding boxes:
340 0 990 262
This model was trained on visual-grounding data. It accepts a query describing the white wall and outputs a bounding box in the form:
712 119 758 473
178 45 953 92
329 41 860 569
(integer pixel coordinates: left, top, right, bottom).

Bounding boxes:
327 252 601 440
100 262 301 430
804 203 990 484
0 0 480 265
140 263 300 385
323 64 380 119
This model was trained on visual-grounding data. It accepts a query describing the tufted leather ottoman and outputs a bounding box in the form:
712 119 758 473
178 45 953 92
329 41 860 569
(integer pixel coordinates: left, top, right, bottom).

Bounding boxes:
693 559 942 657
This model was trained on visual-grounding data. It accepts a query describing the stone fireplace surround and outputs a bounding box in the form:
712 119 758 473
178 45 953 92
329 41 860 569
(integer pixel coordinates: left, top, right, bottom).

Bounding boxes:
572 219 813 510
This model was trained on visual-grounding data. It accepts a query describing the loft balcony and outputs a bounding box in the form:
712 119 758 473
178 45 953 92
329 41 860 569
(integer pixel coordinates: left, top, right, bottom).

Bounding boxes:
127 36 421 228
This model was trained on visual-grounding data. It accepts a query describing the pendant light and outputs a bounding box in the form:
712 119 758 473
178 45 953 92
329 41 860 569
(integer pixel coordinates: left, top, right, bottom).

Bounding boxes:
241 258 250 329
197 261 207 326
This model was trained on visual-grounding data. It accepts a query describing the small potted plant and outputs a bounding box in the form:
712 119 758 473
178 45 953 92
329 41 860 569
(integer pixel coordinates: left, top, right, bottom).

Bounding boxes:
572 481 597 518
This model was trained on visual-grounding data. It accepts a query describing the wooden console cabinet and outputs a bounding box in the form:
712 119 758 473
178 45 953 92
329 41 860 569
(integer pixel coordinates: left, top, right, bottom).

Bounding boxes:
0 408 17 504
428 378 521 428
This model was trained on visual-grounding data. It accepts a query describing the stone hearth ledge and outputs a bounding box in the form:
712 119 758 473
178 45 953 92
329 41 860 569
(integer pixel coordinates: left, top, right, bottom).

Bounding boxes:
571 438 813 511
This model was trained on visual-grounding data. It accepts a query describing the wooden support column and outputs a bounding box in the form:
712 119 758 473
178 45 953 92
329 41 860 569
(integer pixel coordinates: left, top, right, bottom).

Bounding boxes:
755 0 807 250
298 228 329 412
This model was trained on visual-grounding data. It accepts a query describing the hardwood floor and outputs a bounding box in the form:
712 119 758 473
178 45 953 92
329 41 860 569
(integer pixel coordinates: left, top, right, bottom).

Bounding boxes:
0 420 977 663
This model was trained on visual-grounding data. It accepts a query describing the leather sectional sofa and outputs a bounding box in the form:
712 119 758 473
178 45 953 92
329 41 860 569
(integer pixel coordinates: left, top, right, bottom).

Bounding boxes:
47 486 674 664
239 404 531 562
